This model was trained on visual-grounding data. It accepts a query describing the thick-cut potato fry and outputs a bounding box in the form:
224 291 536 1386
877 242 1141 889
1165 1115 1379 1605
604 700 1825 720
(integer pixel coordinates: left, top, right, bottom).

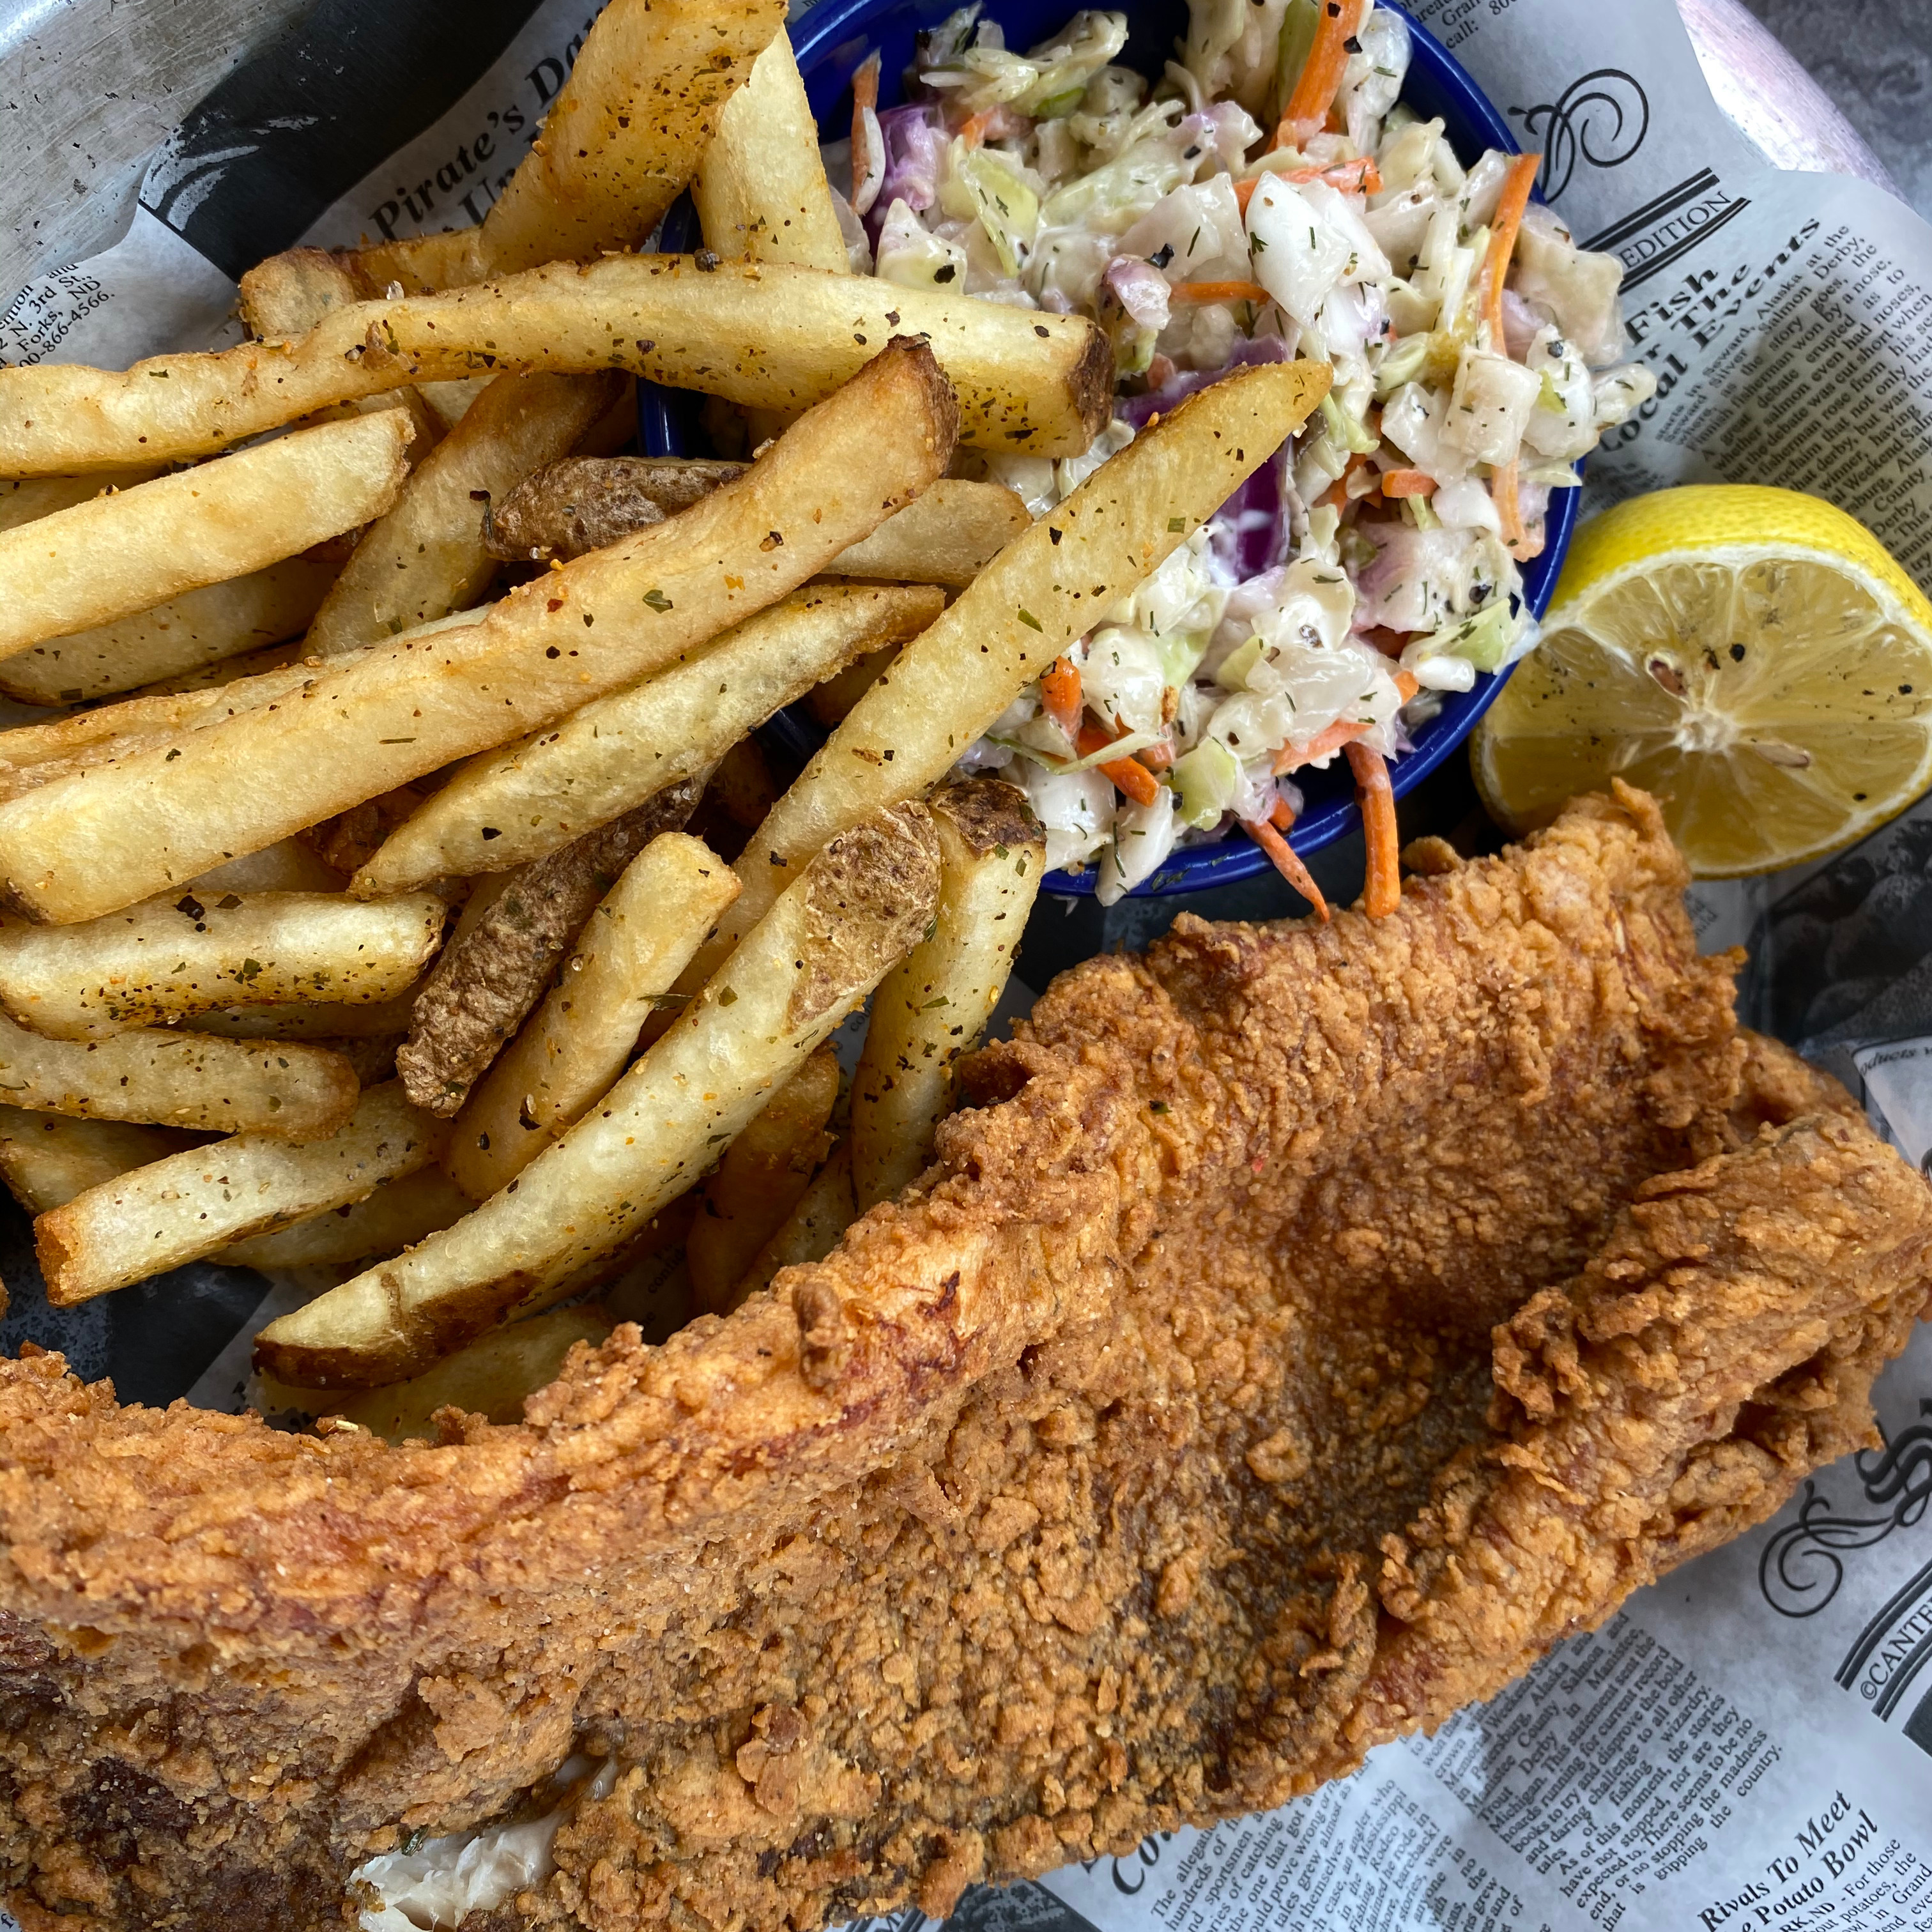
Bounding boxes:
736 1138 854 1305
303 371 624 659
827 482 1031 585
254 802 939 1387
184 990 421 1041
0 413 410 660
687 1043 839 1313
352 0 785 291
689 360 1330 979
35 1080 442 1303
358 585 944 890
807 645 900 726
448 833 739 1199
695 30 848 272
0 342 956 924
0 260 1100 473
489 457 1027 585
852 779 1043 1209
263 1303 613 1439
0 889 444 1043
188 838 348 896
0 891 446 1039
235 247 444 456
213 1165 471 1271
0 1106 193 1213
0 470 160 533
0 1011 357 1138
0 552 344 704
399 783 705 1117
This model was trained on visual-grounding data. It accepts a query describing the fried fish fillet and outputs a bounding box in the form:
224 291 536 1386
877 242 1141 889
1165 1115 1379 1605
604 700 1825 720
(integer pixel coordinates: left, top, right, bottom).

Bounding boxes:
0 786 1926 1932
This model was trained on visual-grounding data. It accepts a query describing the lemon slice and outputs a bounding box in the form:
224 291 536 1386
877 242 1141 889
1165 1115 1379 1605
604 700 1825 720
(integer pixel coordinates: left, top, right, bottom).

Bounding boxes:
1472 485 1932 876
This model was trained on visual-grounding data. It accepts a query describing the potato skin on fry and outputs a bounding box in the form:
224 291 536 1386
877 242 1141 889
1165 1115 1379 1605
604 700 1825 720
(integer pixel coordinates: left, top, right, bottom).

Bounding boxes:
447 832 740 1199
255 801 939 1388
489 456 1028 587
398 781 705 1117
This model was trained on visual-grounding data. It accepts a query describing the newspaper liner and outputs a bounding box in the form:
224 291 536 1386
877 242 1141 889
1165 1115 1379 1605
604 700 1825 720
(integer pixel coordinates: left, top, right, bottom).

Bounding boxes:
4 0 1932 1927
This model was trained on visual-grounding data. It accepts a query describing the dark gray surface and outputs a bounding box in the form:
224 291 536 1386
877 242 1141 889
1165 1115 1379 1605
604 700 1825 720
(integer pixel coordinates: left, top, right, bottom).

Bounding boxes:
1739 0 1932 218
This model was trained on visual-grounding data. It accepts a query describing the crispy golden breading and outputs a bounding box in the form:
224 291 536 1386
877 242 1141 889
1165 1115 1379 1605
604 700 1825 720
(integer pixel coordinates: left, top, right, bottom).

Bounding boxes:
0 789 1926 1932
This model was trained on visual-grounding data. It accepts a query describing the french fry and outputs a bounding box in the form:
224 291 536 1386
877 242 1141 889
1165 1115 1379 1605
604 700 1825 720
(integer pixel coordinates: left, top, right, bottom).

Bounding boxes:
184 990 421 1041
235 247 444 456
0 552 344 704
0 341 958 923
253 801 939 1387
687 360 1331 978
35 1079 443 1303
736 1138 855 1305
357 585 944 890
0 470 160 531
0 413 410 661
0 890 445 1038
806 645 900 726
213 1165 472 1272
302 371 625 659
399 782 705 1117
851 779 1043 1209
0 1011 357 1138
687 1043 839 1313
352 0 786 290
0 259 1100 473
188 838 351 896
0 1105 194 1213
489 457 1027 585
447 832 740 1199
695 29 849 272
263 1303 613 1440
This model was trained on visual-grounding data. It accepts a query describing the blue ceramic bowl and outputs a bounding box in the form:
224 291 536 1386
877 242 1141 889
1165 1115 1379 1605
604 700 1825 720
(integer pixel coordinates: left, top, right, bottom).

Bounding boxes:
645 0 1578 896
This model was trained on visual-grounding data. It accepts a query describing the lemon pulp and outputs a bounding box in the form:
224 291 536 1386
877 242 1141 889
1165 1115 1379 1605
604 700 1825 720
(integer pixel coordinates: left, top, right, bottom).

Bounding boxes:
1473 486 1932 877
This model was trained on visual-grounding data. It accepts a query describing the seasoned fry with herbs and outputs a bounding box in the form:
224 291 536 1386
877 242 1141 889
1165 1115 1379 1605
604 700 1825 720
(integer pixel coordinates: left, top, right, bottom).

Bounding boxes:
0 261 1093 472
489 456 1027 585
397 783 705 1118
0 1011 357 1139
0 1107 193 1215
0 413 410 659
349 0 786 289
687 1043 840 1312
213 1165 473 1272
694 30 848 272
0 341 958 924
254 801 939 1387
0 551 344 705
36 1080 443 1303
851 779 1043 1209
302 371 624 658
357 585 943 891
0 891 447 1039
684 359 1328 981
448 832 739 1199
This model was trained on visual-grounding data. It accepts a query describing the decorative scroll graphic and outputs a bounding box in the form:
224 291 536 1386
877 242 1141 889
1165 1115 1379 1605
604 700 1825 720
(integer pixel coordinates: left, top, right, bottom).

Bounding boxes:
1512 69 1651 203
1758 1402 1932 1620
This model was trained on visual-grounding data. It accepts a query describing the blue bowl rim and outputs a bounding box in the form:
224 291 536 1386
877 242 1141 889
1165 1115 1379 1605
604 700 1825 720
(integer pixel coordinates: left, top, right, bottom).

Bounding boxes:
643 0 1579 898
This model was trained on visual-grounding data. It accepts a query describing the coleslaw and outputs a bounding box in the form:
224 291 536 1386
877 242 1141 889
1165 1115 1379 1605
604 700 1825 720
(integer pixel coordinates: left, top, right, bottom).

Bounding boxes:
824 0 1655 905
